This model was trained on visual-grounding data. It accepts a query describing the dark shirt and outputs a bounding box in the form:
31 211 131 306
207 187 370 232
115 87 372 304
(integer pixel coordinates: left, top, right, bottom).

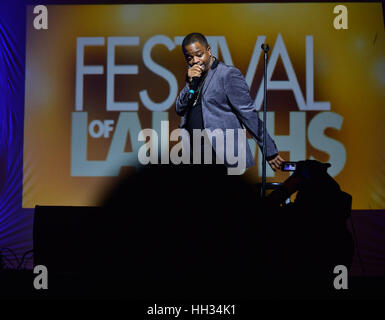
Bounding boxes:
185 88 204 135
185 85 206 163
185 58 219 164
185 58 219 136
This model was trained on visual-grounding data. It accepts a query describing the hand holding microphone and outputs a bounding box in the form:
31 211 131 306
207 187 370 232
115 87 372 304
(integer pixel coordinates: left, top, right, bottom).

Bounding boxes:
188 63 204 82
187 64 204 101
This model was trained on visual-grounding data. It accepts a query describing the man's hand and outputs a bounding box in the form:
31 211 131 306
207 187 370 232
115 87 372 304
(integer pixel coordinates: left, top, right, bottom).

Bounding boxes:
187 64 204 82
268 154 285 171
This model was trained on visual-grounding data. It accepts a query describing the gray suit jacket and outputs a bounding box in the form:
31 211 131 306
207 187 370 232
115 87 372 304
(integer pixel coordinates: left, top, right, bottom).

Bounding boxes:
176 61 278 168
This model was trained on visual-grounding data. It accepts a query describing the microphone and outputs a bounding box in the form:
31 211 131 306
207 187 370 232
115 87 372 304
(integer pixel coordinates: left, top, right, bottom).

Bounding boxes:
188 76 200 101
261 43 270 53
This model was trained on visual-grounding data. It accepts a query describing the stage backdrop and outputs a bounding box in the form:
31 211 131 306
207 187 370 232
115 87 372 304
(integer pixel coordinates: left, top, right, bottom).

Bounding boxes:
23 3 385 209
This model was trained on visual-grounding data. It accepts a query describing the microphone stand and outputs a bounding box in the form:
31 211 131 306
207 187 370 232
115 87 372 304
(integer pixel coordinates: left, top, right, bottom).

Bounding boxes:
260 43 269 199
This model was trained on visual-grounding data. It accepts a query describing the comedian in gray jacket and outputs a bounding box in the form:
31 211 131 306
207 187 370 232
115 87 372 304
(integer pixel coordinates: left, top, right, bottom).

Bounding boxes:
176 32 284 172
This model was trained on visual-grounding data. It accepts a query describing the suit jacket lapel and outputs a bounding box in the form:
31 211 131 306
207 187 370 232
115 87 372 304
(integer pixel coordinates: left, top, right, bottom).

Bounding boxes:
201 63 219 96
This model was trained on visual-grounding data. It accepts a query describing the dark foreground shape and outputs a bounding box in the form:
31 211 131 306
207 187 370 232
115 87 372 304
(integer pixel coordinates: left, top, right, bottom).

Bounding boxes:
21 162 358 299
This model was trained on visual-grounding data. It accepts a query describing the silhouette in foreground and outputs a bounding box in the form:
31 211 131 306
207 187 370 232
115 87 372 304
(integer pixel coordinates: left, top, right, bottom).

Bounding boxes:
97 161 354 299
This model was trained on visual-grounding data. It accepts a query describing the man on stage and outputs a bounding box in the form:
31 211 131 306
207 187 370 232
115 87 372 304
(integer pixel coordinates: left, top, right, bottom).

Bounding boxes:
176 32 284 172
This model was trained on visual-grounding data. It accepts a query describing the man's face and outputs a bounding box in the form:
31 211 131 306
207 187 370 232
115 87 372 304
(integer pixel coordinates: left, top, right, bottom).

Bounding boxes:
183 41 212 72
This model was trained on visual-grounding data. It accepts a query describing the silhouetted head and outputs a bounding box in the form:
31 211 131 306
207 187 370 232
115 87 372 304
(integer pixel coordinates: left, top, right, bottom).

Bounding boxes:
101 164 262 298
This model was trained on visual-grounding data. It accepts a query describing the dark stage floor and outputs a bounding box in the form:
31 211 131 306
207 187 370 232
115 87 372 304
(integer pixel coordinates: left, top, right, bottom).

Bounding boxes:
1 269 384 300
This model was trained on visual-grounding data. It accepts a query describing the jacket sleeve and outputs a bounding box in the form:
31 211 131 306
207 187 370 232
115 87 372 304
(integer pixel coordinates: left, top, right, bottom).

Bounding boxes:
175 82 191 117
223 67 279 158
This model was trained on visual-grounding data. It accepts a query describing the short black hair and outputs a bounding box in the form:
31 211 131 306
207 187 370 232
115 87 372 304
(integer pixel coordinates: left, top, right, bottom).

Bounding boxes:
181 32 209 53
